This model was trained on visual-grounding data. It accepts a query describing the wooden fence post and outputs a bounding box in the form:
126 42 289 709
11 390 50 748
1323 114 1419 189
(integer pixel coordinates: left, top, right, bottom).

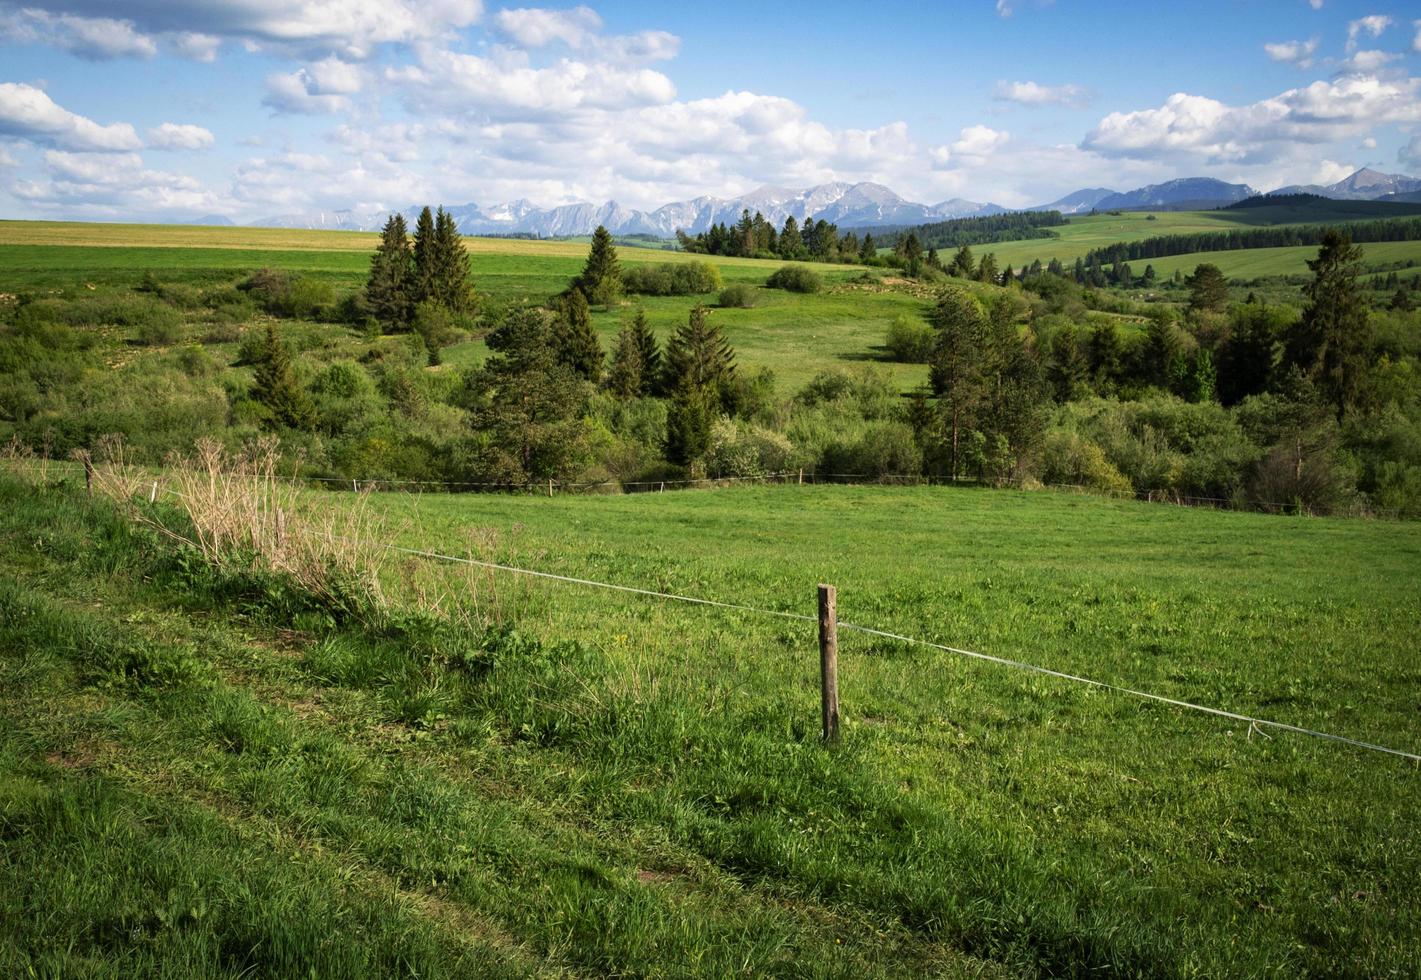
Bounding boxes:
83 456 93 498
818 583 840 743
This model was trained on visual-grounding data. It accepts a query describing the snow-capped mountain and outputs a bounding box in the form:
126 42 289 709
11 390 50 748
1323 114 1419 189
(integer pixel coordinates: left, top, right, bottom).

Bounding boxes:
1271 168 1421 201
1024 188 1118 214
1092 178 1257 211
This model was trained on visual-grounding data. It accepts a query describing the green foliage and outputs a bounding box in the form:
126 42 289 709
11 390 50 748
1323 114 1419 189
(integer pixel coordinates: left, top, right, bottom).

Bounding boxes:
552 288 603 383
717 283 757 308
883 313 934 363
1286 231 1372 419
572 226 620 307
765 265 823 293
606 321 644 399
366 212 413 328
661 305 735 400
240 268 334 319
620 261 722 296
250 322 316 431
1187 263 1229 312
664 384 713 466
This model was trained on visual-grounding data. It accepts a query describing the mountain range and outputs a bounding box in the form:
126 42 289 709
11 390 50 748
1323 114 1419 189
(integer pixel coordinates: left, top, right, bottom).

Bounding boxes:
250 168 1419 237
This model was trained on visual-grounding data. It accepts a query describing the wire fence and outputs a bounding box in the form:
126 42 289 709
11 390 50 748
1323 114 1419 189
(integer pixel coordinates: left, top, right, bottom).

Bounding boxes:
35 456 1411 767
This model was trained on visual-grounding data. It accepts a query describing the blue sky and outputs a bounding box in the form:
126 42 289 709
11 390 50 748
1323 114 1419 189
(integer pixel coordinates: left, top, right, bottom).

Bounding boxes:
0 0 1418 221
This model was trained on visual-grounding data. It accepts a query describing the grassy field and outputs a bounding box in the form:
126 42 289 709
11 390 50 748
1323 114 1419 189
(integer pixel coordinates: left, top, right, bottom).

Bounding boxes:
0 220 928 393
3 466 1419 975
980 210 1421 279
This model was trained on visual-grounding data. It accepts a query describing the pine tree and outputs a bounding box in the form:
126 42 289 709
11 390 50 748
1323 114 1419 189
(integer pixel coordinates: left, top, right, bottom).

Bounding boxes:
1088 319 1124 392
665 384 713 466
662 304 735 397
606 321 644 399
779 216 803 258
1285 230 1372 419
432 208 473 313
901 233 924 277
630 309 660 395
1047 326 1089 401
411 206 437 306
928 285 988 478
251 322 315 430
366 213 413 328
977 253 998 285
574 225 621 306
950 245 975 279
1187 263 1229 312
859 232 876 262
552 288 602 382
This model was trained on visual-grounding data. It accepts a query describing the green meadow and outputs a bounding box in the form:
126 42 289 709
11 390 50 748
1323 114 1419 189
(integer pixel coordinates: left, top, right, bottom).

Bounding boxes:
2 471 1419 976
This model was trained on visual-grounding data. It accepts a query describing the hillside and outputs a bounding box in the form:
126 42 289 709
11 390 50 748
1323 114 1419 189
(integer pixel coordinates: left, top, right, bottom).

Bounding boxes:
3 465 1419 976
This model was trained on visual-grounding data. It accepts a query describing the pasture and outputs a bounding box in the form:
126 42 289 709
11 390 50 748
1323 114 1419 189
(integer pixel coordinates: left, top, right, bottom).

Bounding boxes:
2 468 1419 976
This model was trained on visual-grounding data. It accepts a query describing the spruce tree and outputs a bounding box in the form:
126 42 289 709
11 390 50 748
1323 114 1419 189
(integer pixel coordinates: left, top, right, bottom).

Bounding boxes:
552 288 603 382
1187 263 1228 312
432 208 473 313
928 285 988 478
1286 230 1372 418
950 245 975 279
900 233 924 277
662 304 735 397
859 232 876 262
366 213 413 328
779 216 803 258
607 322 644 399
251 322 315 430
574 226 621 307
411 206 437 306
977 253 999 285
630 309 661 395
665 384 713 466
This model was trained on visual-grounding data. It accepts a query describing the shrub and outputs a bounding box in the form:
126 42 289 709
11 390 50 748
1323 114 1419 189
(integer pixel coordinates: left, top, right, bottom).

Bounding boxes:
718 283 757 308
884 314 934 363
239 269 335 319
129 306 184 346
766 265 823 293
621 262 723 296
1038 430 1134 495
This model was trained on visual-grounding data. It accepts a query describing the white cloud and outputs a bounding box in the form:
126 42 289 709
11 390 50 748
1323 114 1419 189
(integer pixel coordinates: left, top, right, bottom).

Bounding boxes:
994 80 1089 108
0 8 157 60
2 0 485 59
1082 74 1421 163
0 82 141 151
1346 14 1391 52
12 148 224 217
951 124 1009 159
493 5 679 62
1264 38 1317 68
0 147 17 167
1310 0 1323 8
171 31 221 62
1313 159 1356 184
1341 49 1400 72
1362 136 1377 149
1401 133 1421 172
147 123 215 151
1414 19 1421 53
263 59 363 114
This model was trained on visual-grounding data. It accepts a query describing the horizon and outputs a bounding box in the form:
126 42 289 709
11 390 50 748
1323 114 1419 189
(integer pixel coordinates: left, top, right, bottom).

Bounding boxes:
1 1 1419 223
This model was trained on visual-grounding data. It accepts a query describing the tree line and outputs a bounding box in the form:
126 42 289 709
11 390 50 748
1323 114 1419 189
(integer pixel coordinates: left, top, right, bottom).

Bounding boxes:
873 211 1066 251
677 210 874 264
1079 217 1421 269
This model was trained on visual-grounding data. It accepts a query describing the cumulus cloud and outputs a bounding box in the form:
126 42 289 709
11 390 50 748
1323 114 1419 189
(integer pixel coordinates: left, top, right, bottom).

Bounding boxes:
1313 159 1356 184
0 82 141 151
263 58 363 114
147 123 215 150
1341 49 1400 72
171 31 221 62
1401 133 1421 172
1082 74 1421 163
0 8 157 59
994 80 1090 108
1346 14 1391 52
952 124 1009 159
1264 38 1317 68
1 0 484 59
11 148 224 217
492 5 678 62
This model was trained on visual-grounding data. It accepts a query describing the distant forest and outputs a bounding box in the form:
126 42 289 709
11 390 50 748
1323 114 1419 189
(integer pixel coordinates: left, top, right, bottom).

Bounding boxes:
871 211 1066 250
1081 217 1421 268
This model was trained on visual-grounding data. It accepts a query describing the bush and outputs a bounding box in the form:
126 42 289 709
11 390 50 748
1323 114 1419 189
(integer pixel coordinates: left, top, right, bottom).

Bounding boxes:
884 314 934 363
129 306 184 346
820 420 921 477
766 265 823 293
1038 430 1133 495
718 283 757 308
621 262 723 296
239 269 335 319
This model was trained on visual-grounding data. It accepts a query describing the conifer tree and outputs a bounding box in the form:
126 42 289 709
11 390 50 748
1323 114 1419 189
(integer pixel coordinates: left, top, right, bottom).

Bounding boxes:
1285 230 1372 418
366 212 413 328
950 245 976 279
411 206 437 305
900 233 924 277
662 304 735 397
630 309 661 396
251 322 315 430
1186 263 1228 312
859 232 876 262
552 288 603 382
574 226 621 307
607 322 644 399
432 208 473 313
665 385 713 466
779 216 803 258
977 253 999 285
928 285 988 478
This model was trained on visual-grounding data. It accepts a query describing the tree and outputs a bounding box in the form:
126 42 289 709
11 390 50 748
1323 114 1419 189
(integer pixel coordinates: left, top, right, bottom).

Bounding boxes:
928 285 988 478
859 233 876 262
431 208 473 313
779 216 803 258
251 322 315 430
552 288 603 382
458 306 588 482
1285 230 1372 419
665 385 714 466
606 321 644 399
629 309 660 395
366 213 413 328
1187 263 1229 313
574 225 621 306
662 304 735 399
1217 302 1289 404
1141 311 1186 390
1047 326 1089 401
950 245 975 279
411 206 437 305
977 253 999 285
900 232 924 277
976 301 1048 479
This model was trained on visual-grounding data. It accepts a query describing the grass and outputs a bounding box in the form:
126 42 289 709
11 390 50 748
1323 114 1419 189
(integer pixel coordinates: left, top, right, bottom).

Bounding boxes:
978 210 1421 278
0 219 925 393
4 467 1419 975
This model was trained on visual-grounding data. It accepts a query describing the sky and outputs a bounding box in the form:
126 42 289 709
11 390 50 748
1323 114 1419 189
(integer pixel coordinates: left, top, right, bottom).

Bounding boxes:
0 0 1419 222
